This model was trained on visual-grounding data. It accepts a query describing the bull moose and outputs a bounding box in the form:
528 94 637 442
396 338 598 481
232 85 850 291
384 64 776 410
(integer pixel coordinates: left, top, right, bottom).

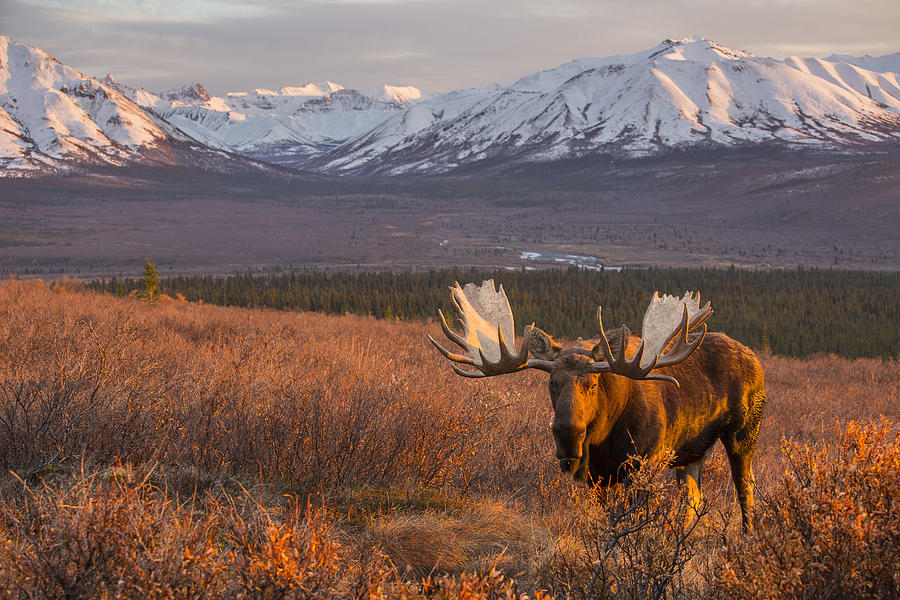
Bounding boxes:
429 280 766 529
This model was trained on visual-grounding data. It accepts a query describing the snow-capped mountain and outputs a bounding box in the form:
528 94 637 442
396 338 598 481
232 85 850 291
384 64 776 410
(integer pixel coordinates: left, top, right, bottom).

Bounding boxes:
2 35 899 177
0 36 267 175
318 36 900 174
108 77 426 168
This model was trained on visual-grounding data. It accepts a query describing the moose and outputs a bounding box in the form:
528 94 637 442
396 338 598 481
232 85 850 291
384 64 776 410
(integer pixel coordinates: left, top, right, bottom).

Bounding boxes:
429 280 766 529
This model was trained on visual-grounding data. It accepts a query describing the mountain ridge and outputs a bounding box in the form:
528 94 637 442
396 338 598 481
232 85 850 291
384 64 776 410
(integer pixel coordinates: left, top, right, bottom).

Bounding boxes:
316 36 900 174
2 35 899 177
100 71 427 169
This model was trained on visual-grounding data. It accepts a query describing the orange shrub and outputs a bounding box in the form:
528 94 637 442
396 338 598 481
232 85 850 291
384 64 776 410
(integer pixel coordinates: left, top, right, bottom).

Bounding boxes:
719 420 900 599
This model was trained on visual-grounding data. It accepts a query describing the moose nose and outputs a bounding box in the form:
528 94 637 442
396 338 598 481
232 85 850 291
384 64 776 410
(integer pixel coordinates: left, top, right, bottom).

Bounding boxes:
559 457 580 473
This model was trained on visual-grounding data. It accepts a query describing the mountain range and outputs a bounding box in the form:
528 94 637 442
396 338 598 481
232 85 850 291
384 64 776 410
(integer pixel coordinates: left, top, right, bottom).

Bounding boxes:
2 35 899 177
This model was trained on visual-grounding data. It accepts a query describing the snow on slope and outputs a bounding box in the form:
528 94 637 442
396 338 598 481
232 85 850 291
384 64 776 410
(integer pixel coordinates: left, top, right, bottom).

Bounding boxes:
111 77 427 167
364 84 426 104
319 36 900 175
824 53 900 76
4 34 899 177
0 36 199 174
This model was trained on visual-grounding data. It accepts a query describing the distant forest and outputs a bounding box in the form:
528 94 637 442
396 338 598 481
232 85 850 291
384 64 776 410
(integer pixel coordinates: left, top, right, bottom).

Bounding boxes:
90 267 900 359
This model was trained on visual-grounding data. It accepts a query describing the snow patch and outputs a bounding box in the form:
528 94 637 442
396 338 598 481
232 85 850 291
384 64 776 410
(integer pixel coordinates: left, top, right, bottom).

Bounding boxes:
519 251 622 272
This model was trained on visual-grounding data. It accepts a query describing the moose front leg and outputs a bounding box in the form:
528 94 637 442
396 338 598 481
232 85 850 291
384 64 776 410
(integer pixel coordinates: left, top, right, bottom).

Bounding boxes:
575 442 591 482
675 447 713 521
676 462 702 512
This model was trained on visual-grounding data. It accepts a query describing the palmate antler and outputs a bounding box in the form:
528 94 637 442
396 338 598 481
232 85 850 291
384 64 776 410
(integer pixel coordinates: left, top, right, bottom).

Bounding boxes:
590 291 712 385
430 280 712 385
428 280 555 377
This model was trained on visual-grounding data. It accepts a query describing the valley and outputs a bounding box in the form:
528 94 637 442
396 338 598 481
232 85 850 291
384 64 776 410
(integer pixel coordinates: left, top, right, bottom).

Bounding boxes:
1 151 898 278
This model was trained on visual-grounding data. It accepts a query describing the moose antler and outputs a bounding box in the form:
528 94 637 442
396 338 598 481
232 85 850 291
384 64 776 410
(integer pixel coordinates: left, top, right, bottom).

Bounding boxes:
430 281 711 385
428 280 554 377
591 291 712 385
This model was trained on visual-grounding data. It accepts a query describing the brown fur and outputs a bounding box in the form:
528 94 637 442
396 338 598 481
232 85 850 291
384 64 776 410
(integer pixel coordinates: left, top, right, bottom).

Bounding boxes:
542 332 766 529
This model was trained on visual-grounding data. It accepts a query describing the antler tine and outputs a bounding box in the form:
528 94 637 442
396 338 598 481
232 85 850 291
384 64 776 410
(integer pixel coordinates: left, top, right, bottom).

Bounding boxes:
594 306 615 366
497 322 518 363
591 307 657 378
644 372 681 386
604 336 662 380
657 322 708 368
688 297 713 329
437 308 468 351
428 335 477 366
690 305 713 330
450 364 487 378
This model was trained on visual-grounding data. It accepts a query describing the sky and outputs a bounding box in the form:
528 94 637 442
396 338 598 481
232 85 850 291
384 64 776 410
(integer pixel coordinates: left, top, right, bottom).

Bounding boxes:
2 0 899 96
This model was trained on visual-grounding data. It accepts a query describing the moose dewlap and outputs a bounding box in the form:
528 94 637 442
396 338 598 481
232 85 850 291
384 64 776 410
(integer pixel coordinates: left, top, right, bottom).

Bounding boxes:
430 280 767 530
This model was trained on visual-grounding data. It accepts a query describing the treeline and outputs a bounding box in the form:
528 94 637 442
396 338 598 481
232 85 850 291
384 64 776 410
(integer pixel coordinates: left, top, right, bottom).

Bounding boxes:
89 267 900 359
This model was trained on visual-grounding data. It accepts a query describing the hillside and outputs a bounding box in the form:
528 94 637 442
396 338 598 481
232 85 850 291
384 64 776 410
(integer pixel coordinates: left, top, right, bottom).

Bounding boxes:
1 280 898 597
0 36 281 175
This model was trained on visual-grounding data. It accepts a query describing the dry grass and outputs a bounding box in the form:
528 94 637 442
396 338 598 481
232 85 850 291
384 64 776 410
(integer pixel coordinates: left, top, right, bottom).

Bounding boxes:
0 279 898 598
369 497 540 578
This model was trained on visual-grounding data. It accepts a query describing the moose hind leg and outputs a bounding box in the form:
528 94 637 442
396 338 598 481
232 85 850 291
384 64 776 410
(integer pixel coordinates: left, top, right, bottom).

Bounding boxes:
725 449 755 530
725 390 765 530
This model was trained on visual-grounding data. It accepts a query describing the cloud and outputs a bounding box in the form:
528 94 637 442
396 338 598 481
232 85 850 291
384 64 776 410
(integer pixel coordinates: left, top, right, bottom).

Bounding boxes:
3 0 898 95
10 0 275 24
360 50 428 62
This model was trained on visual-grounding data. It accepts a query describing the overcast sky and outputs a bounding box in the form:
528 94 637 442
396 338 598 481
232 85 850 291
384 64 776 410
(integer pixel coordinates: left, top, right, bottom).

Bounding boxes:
2 0 899 95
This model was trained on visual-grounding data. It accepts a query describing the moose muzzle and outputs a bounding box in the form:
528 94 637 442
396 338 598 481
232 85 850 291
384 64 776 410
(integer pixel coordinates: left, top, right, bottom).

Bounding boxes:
559 457 581 474
553 421 585 474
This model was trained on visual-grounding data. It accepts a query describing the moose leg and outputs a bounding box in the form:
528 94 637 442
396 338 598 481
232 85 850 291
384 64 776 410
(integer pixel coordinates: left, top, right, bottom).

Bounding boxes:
575 443 591 482
676 463 702 523
676 448 711 518
723 442 756 531
724 389 765 531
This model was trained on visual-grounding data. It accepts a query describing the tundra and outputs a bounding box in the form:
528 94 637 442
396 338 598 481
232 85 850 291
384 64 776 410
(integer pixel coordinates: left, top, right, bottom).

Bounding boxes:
430 280 766 529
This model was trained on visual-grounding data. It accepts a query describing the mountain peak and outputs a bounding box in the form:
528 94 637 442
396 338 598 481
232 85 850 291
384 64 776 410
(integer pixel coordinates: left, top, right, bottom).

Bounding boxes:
162 82 211 102
1 36 62 71
279 81 344 97
363 84 423 104
651 36 755 62
0 38 206 174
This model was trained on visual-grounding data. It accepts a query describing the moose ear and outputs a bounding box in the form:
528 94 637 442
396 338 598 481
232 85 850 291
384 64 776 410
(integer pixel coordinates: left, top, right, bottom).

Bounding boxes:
529 327 562 361
592 325 629 362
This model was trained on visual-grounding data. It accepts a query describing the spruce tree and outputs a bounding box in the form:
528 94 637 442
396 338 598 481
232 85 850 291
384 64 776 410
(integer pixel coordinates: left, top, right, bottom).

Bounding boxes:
140 258 160 302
